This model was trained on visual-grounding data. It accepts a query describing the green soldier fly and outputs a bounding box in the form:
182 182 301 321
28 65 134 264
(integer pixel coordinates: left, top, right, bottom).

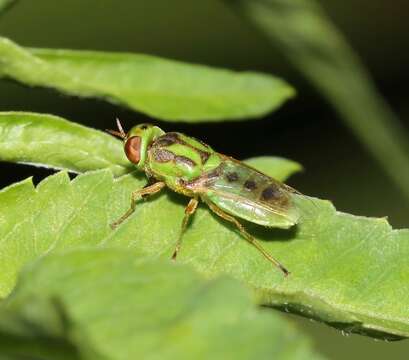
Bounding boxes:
108 119 302 276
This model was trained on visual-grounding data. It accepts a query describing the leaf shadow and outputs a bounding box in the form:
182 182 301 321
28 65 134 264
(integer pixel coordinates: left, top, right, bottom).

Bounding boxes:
162 189 189 207
127 170 147 182
266 303 406 341
246 222 299 243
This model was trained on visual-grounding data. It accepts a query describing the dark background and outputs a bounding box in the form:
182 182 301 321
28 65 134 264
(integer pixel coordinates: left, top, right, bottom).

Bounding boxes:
0 1 408 358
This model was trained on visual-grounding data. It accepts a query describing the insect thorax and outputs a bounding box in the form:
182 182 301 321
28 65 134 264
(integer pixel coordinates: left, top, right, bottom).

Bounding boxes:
146 132 222 192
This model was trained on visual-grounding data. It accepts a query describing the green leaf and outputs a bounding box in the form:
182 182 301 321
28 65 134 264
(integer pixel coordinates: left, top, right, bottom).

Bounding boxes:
245 155 302 182
0 166 409 340
0 112 131 176
224 0 409 202
0 248 323 359
0 0 16 15
0 112 301 177
0 36 294 122
0 152 300 296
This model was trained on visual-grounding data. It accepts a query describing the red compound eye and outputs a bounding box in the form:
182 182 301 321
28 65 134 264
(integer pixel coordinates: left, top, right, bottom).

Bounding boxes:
124 136 141 164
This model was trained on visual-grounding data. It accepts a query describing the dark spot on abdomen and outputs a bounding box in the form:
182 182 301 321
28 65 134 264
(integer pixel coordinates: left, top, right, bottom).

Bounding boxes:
261 186 280 201
226 172 239 182
244 180 257 190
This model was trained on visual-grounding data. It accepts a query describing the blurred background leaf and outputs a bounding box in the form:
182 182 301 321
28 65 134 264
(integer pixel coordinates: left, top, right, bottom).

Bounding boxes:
0 36 294 122
0 0 16 15
0 112 131 175
224 0 409 203
0 248 324 359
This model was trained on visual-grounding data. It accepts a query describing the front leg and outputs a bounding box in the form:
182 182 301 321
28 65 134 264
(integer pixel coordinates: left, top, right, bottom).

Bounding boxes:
141 175 157 198
111 181 166 229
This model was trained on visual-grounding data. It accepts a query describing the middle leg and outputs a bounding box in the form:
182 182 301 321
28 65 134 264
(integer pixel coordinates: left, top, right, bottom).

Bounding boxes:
172 197 199 260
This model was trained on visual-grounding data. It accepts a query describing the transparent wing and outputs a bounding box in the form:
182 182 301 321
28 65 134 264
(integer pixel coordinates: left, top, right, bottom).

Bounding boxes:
197 156 300 228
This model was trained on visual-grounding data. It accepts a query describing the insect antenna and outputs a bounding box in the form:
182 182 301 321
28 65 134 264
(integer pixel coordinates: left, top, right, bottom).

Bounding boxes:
106 118 127 139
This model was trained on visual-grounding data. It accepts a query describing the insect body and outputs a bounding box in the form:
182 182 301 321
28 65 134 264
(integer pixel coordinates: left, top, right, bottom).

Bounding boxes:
108 120 300 276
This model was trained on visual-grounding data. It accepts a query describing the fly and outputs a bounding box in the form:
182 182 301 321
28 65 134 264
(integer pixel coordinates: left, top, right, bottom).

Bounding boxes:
107 119 303 276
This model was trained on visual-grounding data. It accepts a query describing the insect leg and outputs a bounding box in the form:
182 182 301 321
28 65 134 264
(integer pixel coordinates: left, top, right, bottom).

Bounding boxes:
141 176 157 199
172 197 199 260
111 181 166 229
205 200 290 276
